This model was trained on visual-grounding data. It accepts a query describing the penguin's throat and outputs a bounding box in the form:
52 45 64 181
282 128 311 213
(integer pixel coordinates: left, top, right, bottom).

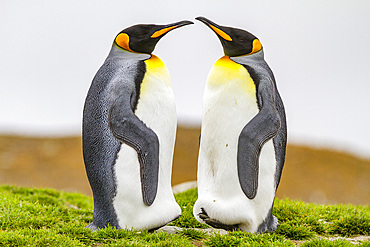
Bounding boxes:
207 56 256 96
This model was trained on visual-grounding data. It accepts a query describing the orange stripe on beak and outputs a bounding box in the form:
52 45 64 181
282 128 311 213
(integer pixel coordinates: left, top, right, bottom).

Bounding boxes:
209 25 232 41
151 26 177 38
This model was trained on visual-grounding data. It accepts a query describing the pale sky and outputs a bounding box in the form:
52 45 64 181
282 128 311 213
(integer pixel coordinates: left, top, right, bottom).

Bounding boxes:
0 0 369 157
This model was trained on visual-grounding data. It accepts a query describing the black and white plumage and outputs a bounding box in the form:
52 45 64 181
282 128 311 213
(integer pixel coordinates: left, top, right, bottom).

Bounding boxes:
193 17 287 233
83 21 193 231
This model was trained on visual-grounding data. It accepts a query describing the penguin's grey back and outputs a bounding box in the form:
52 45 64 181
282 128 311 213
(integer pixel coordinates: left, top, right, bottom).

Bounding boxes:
82 51 146 228
232 51 287 189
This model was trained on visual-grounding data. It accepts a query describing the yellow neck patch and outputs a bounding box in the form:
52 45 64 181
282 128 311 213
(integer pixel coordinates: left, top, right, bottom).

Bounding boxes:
115 33 134 52
209 25 232 41
151 26 177 38
144 54 165 70
140 55 170 94
207 56 256 95
213 56 239 70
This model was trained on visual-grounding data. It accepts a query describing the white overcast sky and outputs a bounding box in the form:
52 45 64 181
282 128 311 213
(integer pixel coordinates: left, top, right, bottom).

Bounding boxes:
0 0 369 157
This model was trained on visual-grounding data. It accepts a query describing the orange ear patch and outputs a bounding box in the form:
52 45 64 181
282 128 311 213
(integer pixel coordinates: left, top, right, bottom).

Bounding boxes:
115 33 134 52
209 25 232 41
251 39 262 54
151 26 177 38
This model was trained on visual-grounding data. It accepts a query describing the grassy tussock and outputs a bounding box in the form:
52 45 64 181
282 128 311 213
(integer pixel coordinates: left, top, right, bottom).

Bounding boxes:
0 185 369 246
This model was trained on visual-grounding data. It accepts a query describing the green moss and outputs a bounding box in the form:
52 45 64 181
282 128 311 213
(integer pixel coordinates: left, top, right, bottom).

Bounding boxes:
273 198 370 239
331 215 370 236
275 222 315 240
204 231 294 247
179 228 207 240
170 188 208 229
0 185 368 246
360 240 370 247
301 238 355 247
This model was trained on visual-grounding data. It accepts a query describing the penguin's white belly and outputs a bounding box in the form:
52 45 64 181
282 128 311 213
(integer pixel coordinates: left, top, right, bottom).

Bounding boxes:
194 56 276 232
113 56 181 230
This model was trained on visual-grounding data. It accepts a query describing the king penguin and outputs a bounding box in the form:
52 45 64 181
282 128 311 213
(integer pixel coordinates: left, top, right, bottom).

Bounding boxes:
83 20 193 231
193 17 287 233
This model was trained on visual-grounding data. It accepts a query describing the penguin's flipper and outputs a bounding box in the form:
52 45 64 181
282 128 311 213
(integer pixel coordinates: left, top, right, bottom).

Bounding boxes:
237 79 281 199
108 95 159 206
272 91 287 190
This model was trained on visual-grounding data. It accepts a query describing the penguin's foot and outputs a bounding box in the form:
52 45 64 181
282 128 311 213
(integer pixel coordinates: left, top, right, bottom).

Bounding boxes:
257 214 278 233
198 208 239 231
148 214 182 232
86 223 99 231
86 222 121 231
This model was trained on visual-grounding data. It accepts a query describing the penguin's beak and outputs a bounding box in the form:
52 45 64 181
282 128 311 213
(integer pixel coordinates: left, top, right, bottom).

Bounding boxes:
195 16 232 41
151 20 194 38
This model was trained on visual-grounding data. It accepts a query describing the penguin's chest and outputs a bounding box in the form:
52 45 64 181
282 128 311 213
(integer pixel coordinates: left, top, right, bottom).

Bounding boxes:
117 54 176 170
203 56 259 133
113 55 177 219
135 55 175 124
200 57 260 180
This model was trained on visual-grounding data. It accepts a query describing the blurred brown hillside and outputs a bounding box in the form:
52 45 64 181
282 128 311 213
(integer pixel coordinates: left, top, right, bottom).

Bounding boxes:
0 126 368 205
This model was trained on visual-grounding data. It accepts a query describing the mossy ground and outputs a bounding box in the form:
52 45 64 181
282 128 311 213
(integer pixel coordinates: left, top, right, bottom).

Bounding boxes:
0 185 369 246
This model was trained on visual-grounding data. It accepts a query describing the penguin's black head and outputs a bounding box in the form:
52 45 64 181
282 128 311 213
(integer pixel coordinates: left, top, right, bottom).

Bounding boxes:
196 17 262 57
115 20 193 54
